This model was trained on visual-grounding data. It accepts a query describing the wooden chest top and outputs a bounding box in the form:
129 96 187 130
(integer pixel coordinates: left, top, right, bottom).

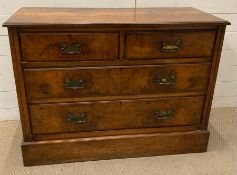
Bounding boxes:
3 7 230 27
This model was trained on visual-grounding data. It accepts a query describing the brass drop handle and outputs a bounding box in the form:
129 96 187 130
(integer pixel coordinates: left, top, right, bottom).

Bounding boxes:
64 78 86 89
161 39 182 52
66 112 87 124
154 74 176 85
60 43 81 54
154 109 174 120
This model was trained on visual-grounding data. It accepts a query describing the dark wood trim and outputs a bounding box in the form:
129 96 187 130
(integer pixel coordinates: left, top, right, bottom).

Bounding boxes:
21 57 212 68
22 130 209 166
7 25 221 30
32 125 201 141
119 30 125 61
28 92 206 104
201 26 226 129
15 25 220 33
18 27 220 32
8 28 32 141
23 62 211 70
4 23 225 28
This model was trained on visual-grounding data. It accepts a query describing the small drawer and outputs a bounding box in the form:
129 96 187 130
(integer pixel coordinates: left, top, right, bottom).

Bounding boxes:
125 31 216 59
29 96 204 134
20 32 119 61
24 63 211 101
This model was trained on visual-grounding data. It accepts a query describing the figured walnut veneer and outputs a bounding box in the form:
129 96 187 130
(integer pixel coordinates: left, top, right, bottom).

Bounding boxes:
3 7 230 166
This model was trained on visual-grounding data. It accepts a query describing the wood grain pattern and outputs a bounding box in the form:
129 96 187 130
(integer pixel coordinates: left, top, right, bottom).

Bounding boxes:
29 96 204 134
3 7 229 166
20 32 119 61
27 92 206 104
32 125 201 141
7 28 32 141
126 31 216 59
21 57 212 68
22 130 210 166
3 7 230 27
201 26 227 129
24 64 211 101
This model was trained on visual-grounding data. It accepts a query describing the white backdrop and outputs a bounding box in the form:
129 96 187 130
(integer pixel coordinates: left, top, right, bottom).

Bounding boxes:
0 0 236 120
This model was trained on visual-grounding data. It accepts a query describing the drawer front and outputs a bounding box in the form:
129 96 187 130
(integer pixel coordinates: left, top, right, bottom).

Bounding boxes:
30 96 204 134
24 64 210 101
20 32 119 61
126 31 216 59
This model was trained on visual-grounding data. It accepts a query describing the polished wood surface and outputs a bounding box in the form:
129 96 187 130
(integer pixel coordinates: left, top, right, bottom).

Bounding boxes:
30 96 204 134
27 92 206 104
24 64 210 101
3 7 229 166
21 57 212 68
22 130 210 166
8 29 32 142
201 26 227 129
33 125 201 141
3 7 230 27
126 31 216 59
21 32 119 61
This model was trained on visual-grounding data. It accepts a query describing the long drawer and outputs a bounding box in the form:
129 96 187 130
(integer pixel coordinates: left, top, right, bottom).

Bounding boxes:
126 31 216 59
20 32 119 61
30 96 204 134
24 63 211 101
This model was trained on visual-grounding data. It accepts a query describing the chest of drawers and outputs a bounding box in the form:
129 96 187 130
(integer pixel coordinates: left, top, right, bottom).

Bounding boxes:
3 7 230 166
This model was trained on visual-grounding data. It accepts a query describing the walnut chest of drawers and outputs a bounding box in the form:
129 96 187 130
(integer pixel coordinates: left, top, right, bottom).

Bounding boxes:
3 7 230 166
